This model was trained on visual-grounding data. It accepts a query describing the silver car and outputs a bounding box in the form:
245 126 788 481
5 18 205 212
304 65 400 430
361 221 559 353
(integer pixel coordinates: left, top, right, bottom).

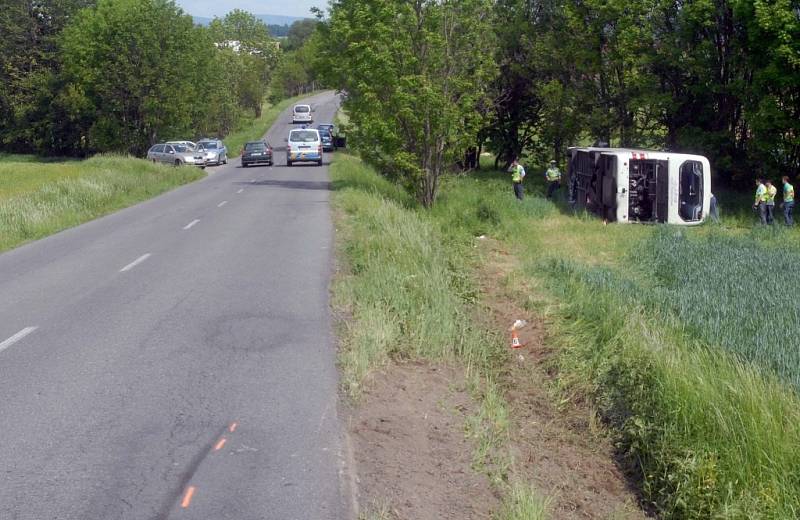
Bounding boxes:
196 139 228 166
147 143 205 168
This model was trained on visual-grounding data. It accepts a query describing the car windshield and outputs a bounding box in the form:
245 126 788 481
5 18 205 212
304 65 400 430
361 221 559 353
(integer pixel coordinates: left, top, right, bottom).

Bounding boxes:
289 130 318 143
173 145 190 152
201 142 218 149
295 106 310 113
245 143 266 151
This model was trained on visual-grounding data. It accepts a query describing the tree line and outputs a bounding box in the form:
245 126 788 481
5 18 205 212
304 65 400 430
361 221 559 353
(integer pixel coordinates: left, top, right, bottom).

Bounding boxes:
316 0 799 206
0 0 306 157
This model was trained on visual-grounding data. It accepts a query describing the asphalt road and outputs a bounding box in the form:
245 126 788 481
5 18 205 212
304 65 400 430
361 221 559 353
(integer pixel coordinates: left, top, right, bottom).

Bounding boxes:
0 91 352 519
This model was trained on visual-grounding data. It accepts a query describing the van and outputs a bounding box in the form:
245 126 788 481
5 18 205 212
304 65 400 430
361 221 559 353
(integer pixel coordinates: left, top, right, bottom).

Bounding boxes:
286 129 323 166
292 104 313 124
568 147 711 225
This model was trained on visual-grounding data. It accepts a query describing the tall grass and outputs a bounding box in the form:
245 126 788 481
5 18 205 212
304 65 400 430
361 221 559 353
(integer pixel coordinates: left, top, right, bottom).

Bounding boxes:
330 154 499 394
436 166 800 517
0 154 202 252
493 482 550 520
632 228 800 389
543 259 800 517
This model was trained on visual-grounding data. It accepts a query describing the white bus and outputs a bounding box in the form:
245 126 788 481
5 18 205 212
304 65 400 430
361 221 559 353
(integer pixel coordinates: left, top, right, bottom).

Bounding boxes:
567 147 711 225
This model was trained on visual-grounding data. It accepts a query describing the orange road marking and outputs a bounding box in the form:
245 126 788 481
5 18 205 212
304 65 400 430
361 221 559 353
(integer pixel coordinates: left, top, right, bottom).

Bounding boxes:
214 437 227 451
181 486 196 508
229 422 238 433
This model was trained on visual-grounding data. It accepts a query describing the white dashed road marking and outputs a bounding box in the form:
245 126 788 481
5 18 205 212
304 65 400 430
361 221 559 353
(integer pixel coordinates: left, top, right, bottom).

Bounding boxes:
183 219 200 230
120 254 151 273
0 327 38 354
218 201 228 208
237 189 244 194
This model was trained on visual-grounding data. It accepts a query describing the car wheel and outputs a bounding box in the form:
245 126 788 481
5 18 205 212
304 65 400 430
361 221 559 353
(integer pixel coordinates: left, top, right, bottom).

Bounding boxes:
174 159 181 166
317 160 323 166
223 155 227 165
287 160 292 167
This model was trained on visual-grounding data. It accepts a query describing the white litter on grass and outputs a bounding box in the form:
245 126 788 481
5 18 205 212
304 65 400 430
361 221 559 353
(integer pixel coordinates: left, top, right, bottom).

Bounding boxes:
510 319 527 331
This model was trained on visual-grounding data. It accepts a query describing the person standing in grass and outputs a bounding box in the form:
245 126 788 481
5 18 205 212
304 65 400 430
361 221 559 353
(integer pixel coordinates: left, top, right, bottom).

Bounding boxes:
545 160 562 199
709 192 720 223
509 158 526 201
754 178 768 225
781 176 795 226
765 180 778 225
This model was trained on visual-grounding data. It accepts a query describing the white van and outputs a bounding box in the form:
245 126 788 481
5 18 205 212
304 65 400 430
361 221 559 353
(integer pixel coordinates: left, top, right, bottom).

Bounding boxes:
292 104 313 124
286 129 323 166
568 147 711 225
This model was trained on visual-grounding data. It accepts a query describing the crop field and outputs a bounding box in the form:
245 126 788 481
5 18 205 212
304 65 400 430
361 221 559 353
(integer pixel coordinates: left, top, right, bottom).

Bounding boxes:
0 154 203 252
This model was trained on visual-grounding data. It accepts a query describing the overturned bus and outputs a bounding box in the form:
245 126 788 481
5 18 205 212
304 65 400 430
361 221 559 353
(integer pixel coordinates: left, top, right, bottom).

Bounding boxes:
567 147 711 225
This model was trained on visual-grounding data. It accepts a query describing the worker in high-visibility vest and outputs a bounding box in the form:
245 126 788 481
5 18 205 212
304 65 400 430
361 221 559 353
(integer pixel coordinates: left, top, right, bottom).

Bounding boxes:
753 178 768 225
782 176 795 226
508 158 526 200
545 160 562 199
765 180 778 225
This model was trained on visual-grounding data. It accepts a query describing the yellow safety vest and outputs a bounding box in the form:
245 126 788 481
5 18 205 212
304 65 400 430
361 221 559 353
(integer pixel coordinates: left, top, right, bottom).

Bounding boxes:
546 167 561 182
766 184 777 205
755 184 767 204
511 165 524 183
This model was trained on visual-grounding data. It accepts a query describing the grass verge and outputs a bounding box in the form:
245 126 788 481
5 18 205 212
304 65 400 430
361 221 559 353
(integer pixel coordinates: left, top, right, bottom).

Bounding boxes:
0 154 203 252
332 153 800 518
224 92 323 157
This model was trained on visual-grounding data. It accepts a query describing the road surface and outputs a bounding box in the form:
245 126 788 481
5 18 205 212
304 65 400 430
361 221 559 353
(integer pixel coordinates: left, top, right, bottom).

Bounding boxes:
0 92 352 519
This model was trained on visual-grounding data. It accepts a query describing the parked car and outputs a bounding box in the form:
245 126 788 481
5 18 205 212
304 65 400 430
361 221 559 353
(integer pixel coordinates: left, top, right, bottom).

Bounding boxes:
241 140 273 167
196 138 228 166
286 128 322 166
146 143 205 168
166 140 196 149
317 125 335 152
317 124 335 135
292 104 313 124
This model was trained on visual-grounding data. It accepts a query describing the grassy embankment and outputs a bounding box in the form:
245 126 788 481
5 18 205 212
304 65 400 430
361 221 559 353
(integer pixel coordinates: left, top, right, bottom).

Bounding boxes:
0 154 203 252
331 153 552 519
224 92 323 157
332 152 800 519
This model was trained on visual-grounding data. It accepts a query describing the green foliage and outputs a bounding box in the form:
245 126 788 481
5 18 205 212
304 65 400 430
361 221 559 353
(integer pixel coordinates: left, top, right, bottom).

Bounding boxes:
0 154 202 251
1 1 282 158
489 0 800 185
317 0 498 207
283 19 318 52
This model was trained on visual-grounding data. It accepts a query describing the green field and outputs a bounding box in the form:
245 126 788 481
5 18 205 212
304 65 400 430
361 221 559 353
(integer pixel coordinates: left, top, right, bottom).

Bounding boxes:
331 154 800 519
0 154 203 252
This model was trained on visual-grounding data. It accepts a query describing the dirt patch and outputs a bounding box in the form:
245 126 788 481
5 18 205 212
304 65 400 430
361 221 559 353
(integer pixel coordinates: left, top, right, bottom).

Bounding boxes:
348 362 501 519
476 236 648 519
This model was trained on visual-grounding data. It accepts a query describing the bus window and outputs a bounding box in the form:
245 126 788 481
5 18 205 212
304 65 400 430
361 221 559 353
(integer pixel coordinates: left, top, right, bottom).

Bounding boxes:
679 160 703 221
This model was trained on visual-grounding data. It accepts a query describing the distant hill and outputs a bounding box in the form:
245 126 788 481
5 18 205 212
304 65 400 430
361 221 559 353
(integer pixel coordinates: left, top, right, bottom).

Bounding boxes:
192 14 307 27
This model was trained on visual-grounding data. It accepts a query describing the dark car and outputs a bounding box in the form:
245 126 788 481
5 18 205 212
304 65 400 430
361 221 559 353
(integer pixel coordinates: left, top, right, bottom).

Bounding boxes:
318 128 335 152
241 140 273 167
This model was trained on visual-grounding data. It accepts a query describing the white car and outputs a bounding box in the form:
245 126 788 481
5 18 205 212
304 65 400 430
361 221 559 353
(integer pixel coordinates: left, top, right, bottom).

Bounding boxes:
146 143 205 168
286 129 322 167
292 104 313 124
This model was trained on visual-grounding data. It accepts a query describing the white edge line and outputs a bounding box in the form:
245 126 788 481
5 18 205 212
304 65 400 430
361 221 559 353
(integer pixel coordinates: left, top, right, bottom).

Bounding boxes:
183 219 200 230
0 327 38 354
217 201 228 207
120 253 151 273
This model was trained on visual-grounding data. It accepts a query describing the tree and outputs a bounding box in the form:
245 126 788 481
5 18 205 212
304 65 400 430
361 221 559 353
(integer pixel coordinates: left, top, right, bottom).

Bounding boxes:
317 0 497 207
58 0 211 155
0 0 95 152
284 19 318 51
207 10 280 118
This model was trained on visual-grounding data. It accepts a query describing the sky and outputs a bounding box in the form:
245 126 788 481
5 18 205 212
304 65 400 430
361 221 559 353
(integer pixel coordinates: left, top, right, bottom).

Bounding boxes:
176 0 320 18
